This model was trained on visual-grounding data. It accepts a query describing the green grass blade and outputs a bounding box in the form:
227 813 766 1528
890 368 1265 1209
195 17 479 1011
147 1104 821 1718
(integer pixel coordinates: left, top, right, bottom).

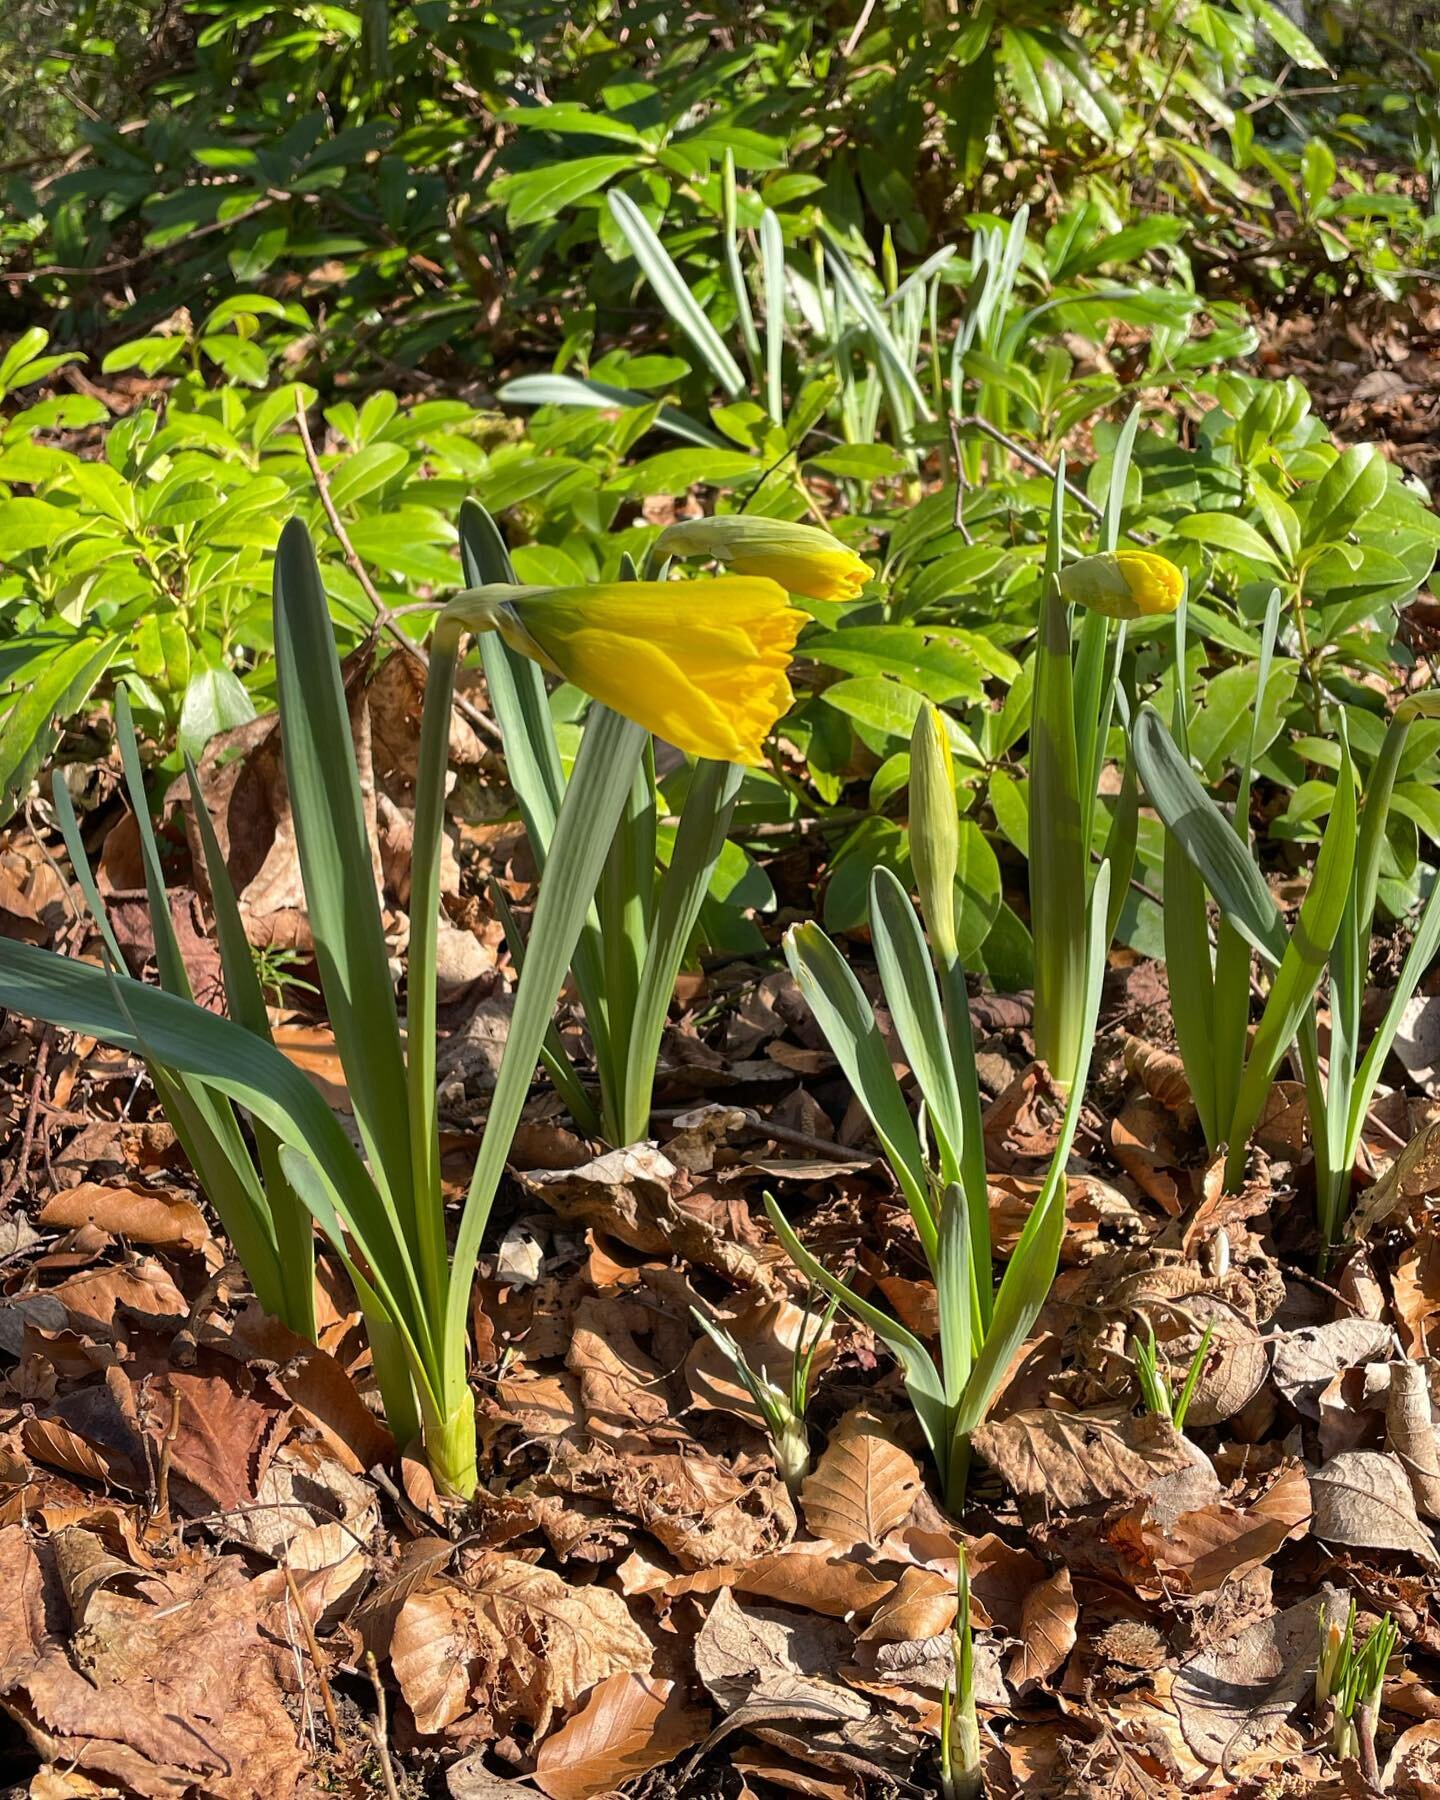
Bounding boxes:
597 741 655 1139
721 149 762 377
621 758 743 1145
488 877 601 1137
784 918 935 1257
447 704 649 1362
272 519 414 1215
0 937 425 1348
51 762 300 1333
1132 704 1288 967
935 1183 974 1406
869 866 966 1188
1224 725 1358 1188
760 207 786 423
957 863 1110 1434
1160 603 1220 1149
1030 465 1088 1082
608 190 746 397
185 753 317 1336
821 233 935 423
763 1192 950 1462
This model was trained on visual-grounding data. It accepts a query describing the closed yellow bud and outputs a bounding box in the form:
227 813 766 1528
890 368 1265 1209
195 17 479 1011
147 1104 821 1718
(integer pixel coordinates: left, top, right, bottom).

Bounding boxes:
1059 550 1183 619
655 516 870 602
909 704 959 961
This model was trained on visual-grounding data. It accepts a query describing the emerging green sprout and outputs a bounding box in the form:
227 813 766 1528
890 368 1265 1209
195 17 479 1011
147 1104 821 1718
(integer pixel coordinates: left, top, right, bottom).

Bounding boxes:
1133 1319 1215 1434
690 1286 842 1492
1317 1597 1397 1766
940 1546 981 1800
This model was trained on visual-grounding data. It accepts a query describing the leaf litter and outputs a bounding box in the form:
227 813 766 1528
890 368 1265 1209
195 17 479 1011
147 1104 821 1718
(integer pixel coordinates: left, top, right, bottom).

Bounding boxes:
6 599 1440 1800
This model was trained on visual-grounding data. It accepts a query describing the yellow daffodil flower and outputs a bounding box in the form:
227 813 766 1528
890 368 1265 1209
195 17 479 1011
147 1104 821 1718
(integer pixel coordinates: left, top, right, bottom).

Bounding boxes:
443 578 804 766
1058 550 1183 619
654 516 871 602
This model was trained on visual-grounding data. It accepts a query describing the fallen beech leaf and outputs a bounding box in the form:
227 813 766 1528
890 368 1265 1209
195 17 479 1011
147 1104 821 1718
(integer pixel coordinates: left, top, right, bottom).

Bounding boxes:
40 1181 210 1251
533 1673 707 1800
1269 1319 1394 1420
1386 1358 1440 1518
1171 1592 1328 1769
536 1439 796 1568
392 1559 652 1738
694 1586 869 1723
1312 1449 1440 1565
672 1545 890 1620
856 1567 955 1644
1006 1567 1076 1689
1138 1459 1311 1593
0 1523 306 1799
972 1406 1196 1508
799 1411 921 1548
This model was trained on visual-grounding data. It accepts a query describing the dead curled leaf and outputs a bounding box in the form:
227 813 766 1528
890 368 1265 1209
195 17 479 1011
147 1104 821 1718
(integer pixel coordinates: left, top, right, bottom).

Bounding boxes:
1269 1318 1395 1419
694 1586 869 1723
532 1439 797 1568
0 1524 306 1800
1006 1567 1077 1690
532 1672 708 1800
1133 1459 1312 1594
1311 1450 1440 1566
1169 1591 1330 1771
799 1411 922 1548
971 1406 1198 1509
390 1557 652 1738
39 1181 211 1251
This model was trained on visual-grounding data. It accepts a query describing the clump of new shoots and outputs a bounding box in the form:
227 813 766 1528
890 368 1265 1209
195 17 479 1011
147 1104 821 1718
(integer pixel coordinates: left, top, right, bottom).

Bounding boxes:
1316 1597 1397 1768
1134 1319 1214 1434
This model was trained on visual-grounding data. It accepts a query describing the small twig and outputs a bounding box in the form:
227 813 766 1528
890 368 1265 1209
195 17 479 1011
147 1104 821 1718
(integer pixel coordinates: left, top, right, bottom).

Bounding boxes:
951 414 1106 523
284 1563 343 1747
291 393 502 746
840 0 879 57
153 1390 182 1525
0 1031 50 1206
365 1650 403 1800
946 415 975 546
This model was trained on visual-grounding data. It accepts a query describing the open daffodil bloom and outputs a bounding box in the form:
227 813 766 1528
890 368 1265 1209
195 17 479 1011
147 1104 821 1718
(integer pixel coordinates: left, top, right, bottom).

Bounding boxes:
654 516 871 603
441 576 804 766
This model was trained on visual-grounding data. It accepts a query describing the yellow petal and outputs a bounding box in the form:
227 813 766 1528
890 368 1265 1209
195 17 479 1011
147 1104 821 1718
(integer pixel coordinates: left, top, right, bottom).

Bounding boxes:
655 517 870 602
1059 550 1184 619
496 578 803 765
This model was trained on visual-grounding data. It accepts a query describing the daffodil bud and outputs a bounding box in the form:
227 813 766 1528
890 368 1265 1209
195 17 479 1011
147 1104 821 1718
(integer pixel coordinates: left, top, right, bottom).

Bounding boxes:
654 516 870 602
909 703 959 962
1059 550 1183 620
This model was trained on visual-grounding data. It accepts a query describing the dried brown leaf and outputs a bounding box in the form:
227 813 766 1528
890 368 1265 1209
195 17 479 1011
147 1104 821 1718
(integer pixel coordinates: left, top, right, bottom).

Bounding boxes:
532 1673 707 1800
799 1411 921 1548
1006 1567 1077 1690
972 1406 1196 1509
1311 1450 1440 1565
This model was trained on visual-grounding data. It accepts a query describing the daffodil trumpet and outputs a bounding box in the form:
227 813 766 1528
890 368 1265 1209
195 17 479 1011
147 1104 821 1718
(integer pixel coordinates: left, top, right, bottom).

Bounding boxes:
455 502 804 1149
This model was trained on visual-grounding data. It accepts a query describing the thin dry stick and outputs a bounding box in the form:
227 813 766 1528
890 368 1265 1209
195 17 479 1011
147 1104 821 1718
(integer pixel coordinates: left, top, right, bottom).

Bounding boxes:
365 1649 404 1800
153 1389 182 1525
291 392 502 745
283 1564 343 1747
